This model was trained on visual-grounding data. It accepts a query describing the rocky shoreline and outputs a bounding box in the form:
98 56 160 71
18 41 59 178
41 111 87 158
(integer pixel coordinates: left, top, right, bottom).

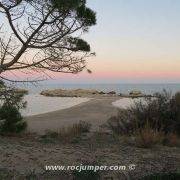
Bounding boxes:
40 88 151 98
40 89 101 97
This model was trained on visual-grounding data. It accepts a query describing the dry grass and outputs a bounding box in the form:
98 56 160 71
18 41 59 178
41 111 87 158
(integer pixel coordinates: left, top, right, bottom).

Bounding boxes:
42 121 91 143
134 122 180 148
59 121 91 136
164 133 180 147
134 123 165 148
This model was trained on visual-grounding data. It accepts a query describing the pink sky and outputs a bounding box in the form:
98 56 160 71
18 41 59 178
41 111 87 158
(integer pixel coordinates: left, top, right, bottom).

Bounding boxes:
4 0 180 83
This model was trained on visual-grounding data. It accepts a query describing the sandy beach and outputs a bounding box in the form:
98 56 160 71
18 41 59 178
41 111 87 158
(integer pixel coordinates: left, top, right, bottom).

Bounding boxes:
26 96 119 134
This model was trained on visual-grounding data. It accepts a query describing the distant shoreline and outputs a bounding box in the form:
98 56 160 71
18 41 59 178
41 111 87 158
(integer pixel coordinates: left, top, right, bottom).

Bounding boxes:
18 83 180 96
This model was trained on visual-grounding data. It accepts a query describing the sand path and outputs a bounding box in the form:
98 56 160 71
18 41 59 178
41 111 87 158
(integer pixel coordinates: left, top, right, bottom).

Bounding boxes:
26 97 119 134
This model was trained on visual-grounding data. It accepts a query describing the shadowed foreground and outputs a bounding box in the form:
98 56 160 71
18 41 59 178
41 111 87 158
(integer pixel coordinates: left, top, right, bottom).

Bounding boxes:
0 133 179 179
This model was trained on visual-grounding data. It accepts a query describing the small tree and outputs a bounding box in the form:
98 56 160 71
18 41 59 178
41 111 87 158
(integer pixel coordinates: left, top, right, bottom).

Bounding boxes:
0 104 27 134
0 86 27 134
0 80 5 88
0 0 96 133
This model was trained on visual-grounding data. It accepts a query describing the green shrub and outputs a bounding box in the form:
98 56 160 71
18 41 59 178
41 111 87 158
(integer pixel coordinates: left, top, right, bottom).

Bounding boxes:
73 169 100 180
174 92 180 106
0 83 27 134
0 104 27 134
108 90 180 135
0 80 5 88
163 133 180 147
140 173 180 180
72 162 100 180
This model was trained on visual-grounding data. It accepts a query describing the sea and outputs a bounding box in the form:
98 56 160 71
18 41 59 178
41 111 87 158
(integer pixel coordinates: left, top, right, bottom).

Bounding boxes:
16 83 180 116
19 83 180 95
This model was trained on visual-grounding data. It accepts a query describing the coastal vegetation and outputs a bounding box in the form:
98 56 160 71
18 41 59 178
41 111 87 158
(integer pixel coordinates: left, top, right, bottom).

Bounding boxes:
0 103 27 134
108 90 180 148
0 85 27 134
41 121 91 143
73 164 100 180
140 173 180 180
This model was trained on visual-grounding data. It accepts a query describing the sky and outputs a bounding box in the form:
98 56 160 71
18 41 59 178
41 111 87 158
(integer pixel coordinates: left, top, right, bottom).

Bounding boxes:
3 0 180 83
77 0 180 84
52 0 180 83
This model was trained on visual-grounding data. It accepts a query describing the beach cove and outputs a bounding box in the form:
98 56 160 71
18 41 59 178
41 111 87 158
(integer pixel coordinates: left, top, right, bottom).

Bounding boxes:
25 96 119 134
23 88 146 134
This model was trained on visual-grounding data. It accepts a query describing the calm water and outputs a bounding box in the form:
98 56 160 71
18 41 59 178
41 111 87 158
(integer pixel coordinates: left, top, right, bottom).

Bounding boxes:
19 83 180 95
17 83 180 116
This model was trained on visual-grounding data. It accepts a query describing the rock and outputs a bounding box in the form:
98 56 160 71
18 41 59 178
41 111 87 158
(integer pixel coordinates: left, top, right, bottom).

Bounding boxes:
129 90 142 96
40 89 100 97
107 91 116 95
99 91 106 95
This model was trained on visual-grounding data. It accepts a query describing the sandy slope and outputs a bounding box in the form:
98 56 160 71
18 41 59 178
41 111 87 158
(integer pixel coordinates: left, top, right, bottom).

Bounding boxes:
26 97 119 134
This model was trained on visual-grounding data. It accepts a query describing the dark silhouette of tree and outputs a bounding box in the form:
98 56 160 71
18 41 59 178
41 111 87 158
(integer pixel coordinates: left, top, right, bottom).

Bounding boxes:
0 0 96 81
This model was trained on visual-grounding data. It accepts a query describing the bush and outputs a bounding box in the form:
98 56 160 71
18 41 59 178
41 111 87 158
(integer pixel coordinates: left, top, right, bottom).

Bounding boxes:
139 173 180 180
108 90 180 136
134 122 164 148
58 120 91 138
0 84 27 134
73 169 100 180
72 161 100 180
0 80 5 88
0 104 27 134
108 109 135 135
163 133 180 147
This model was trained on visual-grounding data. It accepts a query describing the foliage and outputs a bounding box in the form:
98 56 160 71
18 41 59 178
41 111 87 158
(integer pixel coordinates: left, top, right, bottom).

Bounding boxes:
108 90 180 135
0 88 27 110
0 83 27 134
73 169 100 180
0 80 5 88
41 121 91 143
0 169 15 180
139 173 180 180
163 133 180 147
108 109 135 135
72 161 100 180
134 122 164 148
0 0 96 80
0 104 27 134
